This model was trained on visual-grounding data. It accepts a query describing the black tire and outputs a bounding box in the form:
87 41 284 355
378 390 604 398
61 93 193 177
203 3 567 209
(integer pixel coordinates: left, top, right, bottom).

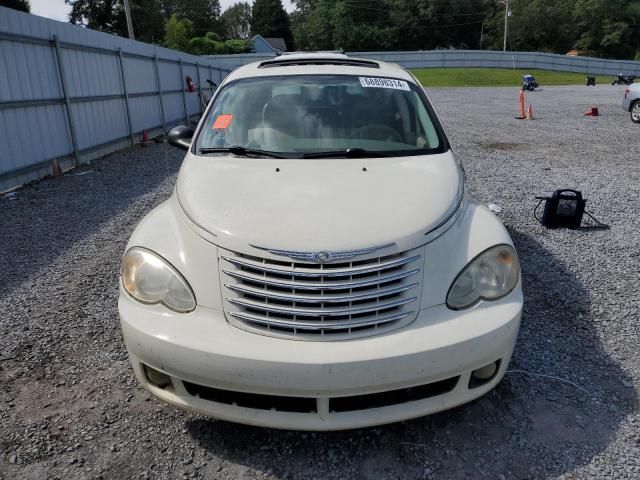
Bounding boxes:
631 100 640 124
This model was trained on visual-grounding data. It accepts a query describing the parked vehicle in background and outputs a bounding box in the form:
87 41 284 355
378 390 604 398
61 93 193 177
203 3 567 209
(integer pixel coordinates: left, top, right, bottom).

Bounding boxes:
522 74 538 91
612 73 636 86
118 53 523 430
622 83 640 123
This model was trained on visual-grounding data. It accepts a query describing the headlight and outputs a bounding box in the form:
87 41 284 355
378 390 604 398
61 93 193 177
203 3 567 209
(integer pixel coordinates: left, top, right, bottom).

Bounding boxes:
121 247 196 313
447 244 520 310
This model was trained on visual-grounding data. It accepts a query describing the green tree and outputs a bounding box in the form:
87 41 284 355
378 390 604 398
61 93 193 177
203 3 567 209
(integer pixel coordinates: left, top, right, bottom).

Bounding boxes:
66 0 164 43
332 0 392 51
222 2 252 39
162 0 223 37
251 0 294 49
163 14 193 52
0 0 30 12
67 0 123 33
573 0 639 58
190 32 252 54
291 0 334 50
479 0 640 59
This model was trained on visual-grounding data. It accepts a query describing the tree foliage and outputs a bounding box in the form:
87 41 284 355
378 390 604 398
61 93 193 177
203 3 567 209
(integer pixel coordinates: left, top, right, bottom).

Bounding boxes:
164 16 251 54
62 0 640 59
66 0 164 43
291 0 640 59
163 14 193 51
251 0 294 49
190 32 252 54
222 2 252 40
0 0 30 12
162 0 223 37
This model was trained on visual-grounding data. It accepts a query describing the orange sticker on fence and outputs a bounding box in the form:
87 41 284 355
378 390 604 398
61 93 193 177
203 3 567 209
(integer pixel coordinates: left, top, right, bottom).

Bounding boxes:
213 114 233 129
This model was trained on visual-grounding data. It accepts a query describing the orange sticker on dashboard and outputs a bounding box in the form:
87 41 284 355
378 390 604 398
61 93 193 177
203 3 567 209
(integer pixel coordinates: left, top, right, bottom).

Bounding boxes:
213 114 233 129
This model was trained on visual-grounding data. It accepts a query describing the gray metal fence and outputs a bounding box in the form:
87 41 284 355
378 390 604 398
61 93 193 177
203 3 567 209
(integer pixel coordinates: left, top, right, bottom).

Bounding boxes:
203 53 277 70
207 50 640 77
348 50 640 76
0 6 232 192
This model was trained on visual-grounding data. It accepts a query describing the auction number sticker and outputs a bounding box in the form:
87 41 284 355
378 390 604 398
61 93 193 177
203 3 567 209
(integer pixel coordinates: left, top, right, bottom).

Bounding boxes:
359 77 410 91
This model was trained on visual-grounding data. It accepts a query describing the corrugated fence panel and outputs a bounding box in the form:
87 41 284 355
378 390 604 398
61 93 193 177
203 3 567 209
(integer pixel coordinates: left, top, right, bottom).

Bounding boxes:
0 5 233 192
63 48 122 98
71 99 128 150
0 41 61 102
345 50 640 76
203 53 275 70
158 60 180 90
0 104 70 175
163 92 186 126
128 96 161 134
123 56 156 95
207 49 637 76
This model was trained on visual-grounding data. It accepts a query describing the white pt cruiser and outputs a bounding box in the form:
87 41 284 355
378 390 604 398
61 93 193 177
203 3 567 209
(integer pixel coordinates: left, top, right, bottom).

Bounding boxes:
119 54 523 430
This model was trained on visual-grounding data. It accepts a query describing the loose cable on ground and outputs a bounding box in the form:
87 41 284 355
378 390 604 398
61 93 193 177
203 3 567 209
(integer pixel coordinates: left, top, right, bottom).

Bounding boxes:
507 369 595 397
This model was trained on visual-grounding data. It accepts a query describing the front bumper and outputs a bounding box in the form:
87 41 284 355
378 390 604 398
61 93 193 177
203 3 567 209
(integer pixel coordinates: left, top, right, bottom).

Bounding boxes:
119 289 522 430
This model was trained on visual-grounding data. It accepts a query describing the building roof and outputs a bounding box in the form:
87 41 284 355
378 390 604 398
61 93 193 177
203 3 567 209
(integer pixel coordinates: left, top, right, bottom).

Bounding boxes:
263 37 287 52
251 35 287 53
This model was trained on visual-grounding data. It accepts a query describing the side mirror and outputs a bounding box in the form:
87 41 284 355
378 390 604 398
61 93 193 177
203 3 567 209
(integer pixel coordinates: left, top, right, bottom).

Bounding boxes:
167 125 194 151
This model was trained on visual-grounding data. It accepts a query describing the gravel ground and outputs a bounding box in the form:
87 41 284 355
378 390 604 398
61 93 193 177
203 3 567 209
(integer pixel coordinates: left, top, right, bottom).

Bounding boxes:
1 84 639 480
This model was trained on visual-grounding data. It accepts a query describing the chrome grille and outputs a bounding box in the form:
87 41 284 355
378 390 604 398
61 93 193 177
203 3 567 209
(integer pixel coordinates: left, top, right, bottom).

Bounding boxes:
220 248 423 340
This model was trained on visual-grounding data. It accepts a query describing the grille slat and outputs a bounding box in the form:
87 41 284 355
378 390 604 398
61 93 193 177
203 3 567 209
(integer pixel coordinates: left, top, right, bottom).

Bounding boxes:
222 268 420 290
221 248 422 340
228 296 417 317
230 311 411 331
224 282 419 303
221 255 420 277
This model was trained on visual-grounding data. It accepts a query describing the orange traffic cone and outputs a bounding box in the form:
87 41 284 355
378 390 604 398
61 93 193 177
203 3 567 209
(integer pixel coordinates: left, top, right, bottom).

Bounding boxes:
141 129 149 146
526 104 535 120
517 90 526 119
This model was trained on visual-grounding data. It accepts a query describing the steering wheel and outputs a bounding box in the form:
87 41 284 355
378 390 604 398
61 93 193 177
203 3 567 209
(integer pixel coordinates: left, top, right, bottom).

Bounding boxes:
349 124 402 143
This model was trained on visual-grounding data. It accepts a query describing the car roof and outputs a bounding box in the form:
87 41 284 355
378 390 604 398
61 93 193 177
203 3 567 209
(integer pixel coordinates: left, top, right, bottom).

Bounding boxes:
222 53 416 85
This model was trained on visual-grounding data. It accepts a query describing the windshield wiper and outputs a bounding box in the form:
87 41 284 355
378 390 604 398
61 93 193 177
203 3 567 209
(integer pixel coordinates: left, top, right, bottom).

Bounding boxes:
302 148 392 159
199 145 287 159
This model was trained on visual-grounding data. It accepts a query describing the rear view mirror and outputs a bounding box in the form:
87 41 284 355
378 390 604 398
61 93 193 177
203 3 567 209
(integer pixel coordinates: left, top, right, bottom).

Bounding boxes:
167 125 194 151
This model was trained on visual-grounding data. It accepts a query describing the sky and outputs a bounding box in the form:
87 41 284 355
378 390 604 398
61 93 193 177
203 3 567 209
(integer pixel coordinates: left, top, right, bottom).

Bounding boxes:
29 0 294 24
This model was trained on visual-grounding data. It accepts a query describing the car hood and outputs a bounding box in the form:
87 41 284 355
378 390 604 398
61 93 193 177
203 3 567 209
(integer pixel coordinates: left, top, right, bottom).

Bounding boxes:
176 151 464 254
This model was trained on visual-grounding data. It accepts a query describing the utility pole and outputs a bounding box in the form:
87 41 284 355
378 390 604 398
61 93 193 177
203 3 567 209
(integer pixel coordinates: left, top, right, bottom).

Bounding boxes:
123 0 135 40
501 0 510 52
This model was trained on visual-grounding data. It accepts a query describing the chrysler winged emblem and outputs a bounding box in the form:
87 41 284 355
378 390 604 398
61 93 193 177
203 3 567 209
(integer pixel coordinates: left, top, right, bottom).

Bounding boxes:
250 242 396 263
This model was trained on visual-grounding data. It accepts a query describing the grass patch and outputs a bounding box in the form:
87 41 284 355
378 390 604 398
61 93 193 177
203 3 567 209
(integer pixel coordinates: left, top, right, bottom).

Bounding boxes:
410 68 612 87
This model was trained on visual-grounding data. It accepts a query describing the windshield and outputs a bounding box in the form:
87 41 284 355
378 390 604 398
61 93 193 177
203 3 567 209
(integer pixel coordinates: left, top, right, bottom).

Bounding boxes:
195 75 446 157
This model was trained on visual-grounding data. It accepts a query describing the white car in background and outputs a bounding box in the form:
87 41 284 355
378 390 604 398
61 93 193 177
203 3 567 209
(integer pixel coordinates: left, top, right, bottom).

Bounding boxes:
622 83 640 123
118 53 523 430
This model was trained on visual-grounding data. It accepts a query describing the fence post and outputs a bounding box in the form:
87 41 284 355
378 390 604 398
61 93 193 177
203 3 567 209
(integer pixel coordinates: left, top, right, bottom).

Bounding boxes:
153 54 166 134
117 48 135 146
178 59 190 127
53 34 79 167
208 65 215 97
195 61 202 116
